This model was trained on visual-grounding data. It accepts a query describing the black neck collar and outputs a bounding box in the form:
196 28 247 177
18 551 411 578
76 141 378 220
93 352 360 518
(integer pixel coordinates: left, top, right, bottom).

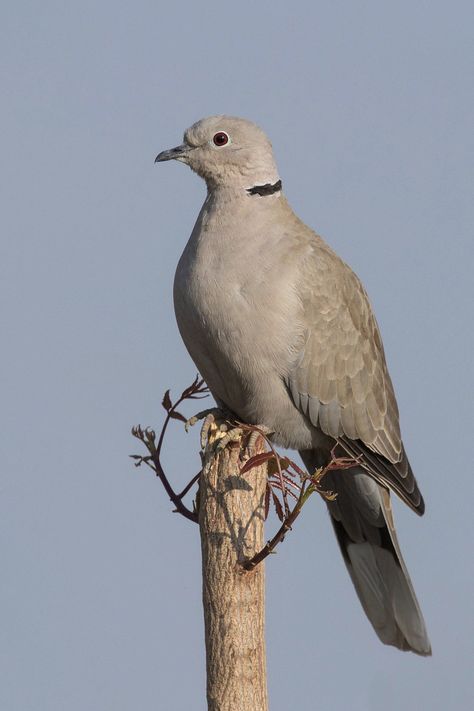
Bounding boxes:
246 179 282 197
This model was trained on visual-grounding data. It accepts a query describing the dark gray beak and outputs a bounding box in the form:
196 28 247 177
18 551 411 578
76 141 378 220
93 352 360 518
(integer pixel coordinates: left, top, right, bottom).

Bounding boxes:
155 143 189 163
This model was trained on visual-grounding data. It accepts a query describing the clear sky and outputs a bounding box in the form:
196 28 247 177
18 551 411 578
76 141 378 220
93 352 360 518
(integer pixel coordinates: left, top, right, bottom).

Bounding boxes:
1 2 473 709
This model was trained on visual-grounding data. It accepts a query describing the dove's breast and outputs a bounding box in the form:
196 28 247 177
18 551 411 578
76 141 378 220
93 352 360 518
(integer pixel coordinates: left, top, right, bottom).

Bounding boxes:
172 196 325 449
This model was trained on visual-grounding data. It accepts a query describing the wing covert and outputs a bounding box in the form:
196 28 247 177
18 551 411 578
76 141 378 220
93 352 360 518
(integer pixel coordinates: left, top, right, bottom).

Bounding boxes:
288 241 423 513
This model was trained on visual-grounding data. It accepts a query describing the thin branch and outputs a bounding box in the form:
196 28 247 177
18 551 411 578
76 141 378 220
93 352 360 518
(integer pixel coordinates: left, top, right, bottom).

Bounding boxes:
241 425 291 518
239 431 361 570
156 376 209 457
131 376 209 524
152 449 198 522
176 471 201 500
242 490 306 570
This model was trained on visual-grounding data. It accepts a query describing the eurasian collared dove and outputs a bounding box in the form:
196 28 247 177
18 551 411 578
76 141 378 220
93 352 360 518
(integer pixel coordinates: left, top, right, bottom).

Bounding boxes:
155 115 431 655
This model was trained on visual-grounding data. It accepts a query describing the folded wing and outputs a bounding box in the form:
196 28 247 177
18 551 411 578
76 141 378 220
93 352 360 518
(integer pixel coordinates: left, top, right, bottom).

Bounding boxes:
288 241 424 514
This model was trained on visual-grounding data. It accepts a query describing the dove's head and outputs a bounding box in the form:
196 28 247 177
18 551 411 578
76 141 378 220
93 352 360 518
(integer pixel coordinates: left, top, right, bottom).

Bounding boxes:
155 115 280 191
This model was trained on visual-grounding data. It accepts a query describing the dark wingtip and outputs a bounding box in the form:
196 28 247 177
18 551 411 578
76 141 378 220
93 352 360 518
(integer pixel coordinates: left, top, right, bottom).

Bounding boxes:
416 493 425 516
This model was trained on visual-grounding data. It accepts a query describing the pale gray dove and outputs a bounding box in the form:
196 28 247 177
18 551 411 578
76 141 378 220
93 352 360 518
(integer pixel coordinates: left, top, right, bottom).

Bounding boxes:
155 115 431 655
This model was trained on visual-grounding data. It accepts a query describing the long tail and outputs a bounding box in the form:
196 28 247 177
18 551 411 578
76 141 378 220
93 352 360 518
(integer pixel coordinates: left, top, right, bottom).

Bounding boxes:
300 450 431 655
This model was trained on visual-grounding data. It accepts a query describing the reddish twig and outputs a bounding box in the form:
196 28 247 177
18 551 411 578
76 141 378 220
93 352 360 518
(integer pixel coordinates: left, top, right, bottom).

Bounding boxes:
243 494 304 570
157 376 209 457
131 376 209 524
241 425 291 518
176 471 201 500
239 428 360 570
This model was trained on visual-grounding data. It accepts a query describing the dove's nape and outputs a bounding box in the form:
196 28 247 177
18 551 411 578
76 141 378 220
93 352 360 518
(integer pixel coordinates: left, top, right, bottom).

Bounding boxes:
156 115 431 655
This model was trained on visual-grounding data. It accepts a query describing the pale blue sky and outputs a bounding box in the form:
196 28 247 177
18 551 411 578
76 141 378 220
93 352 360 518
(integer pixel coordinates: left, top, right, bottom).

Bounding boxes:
1 2 473 709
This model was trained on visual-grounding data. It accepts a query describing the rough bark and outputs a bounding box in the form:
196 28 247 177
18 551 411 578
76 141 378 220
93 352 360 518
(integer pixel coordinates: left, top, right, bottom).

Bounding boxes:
199 434 268 711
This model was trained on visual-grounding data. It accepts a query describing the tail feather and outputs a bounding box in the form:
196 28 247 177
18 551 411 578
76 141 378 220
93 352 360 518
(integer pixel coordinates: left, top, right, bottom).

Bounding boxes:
300 450 431 655
343 536 431 653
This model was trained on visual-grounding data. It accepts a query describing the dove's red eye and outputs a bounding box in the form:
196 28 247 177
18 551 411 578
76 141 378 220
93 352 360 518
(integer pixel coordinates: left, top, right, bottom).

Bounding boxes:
213 131 229 147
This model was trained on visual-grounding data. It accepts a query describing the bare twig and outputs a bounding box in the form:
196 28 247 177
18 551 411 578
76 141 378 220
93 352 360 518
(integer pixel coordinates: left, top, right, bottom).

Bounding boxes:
239 426 361 570
176 471 201 500
242 492 304 570
131 376 209 524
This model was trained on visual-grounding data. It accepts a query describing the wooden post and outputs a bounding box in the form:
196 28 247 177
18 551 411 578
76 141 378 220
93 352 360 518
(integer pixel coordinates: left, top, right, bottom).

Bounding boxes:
199 433 268 711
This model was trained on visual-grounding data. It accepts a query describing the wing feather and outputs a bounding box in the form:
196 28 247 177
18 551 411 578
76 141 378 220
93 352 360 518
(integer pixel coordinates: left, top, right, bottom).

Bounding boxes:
289 240 424 513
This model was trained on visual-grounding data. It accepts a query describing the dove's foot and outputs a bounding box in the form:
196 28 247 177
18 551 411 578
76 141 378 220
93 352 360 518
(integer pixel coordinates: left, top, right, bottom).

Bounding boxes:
213 420 276 455
244 425 274 453
185 407 218 443
186 408 275 455
185 408 239 450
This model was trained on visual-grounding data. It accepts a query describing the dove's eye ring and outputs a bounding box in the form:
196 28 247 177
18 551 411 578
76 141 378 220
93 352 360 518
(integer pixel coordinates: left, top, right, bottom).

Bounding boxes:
213 131 229 147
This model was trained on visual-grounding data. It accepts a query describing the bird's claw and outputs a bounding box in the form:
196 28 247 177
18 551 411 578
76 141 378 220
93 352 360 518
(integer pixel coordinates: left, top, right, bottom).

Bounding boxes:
186 408 275 456
184 408 239 451
243 425 273 453
211 422 274 454
213 426 245 452
185 408 218 433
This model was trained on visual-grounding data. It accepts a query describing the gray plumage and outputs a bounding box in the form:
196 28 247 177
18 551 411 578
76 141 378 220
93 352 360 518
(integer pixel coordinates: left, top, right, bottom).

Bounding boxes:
156 115 431 655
